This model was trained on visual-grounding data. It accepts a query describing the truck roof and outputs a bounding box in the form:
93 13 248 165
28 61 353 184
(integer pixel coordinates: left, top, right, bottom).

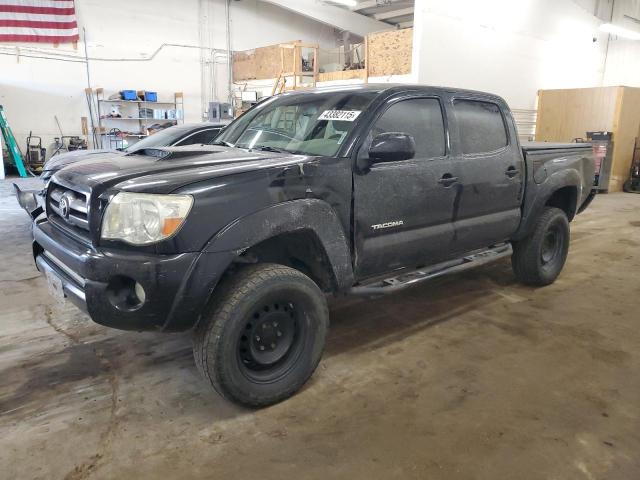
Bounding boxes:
279 83 507 104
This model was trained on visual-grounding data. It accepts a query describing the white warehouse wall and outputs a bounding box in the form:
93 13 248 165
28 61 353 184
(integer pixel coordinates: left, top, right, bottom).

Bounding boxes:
412 0 610 110
0 0 339 150
602 0 640 86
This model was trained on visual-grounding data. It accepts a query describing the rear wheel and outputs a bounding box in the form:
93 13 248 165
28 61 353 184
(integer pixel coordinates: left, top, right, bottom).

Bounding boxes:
512 207 570 286
193 263 328 407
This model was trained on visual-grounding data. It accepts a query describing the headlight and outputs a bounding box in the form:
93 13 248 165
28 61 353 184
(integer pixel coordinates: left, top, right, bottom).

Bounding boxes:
101 192 193 245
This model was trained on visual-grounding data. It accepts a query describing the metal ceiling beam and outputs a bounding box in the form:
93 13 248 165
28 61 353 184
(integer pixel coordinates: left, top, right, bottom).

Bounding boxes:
258 0 391 37
373 6 414 21
351 0 379 11
351 1 412 12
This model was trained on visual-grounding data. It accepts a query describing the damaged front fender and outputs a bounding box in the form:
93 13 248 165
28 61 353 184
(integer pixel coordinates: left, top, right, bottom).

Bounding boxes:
205 198 354 291
13 183 43 220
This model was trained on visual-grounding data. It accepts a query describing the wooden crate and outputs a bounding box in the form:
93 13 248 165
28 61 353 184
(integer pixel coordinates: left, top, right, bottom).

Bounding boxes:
536 86 640 192
367 28 413 77
318 69 366 82
233 43 297 81
232 28 414 84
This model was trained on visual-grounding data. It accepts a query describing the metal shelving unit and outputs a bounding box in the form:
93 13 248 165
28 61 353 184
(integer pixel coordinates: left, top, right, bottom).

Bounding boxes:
95 88 184 148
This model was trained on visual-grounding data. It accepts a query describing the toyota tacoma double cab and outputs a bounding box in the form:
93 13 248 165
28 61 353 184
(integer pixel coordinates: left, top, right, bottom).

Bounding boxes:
31 85 596 407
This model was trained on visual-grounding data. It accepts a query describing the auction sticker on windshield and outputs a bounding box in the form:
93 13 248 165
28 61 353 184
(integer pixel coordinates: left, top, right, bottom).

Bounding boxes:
318 110 362 122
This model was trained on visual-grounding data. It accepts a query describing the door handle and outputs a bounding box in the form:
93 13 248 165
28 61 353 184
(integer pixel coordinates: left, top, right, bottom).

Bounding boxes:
438 173 459 187
505 166 520 178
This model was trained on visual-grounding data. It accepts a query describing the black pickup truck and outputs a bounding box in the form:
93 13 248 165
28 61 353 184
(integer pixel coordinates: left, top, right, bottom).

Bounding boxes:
31 84 596 407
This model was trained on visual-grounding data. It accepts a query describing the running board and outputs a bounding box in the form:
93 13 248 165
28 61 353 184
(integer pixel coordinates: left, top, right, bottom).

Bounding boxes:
350 243 513 295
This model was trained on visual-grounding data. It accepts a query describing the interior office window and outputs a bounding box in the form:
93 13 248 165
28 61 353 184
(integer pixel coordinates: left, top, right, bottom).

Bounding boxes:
371 98 446 158
454 100 508 154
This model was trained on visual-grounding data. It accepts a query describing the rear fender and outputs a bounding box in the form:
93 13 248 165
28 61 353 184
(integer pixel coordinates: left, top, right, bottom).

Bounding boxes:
514 169 582 240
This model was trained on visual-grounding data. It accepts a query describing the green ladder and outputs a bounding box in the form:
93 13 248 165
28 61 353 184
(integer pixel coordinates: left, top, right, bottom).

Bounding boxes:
0 105 27 177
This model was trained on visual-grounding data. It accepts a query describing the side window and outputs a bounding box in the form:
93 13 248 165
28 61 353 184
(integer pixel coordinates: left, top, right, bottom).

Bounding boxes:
453 100 507 154
175 128 221 146
371 98 446 158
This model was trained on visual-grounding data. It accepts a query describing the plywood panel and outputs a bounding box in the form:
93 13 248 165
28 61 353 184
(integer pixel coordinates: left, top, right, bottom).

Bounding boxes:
367 28 412 77
609 87 640 192
535 85 640 192
318 69 366 82
233 43 296 81
535 87 619 142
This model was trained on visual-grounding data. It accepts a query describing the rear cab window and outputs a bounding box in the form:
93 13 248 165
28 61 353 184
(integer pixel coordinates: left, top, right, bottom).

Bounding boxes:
453 99 508 154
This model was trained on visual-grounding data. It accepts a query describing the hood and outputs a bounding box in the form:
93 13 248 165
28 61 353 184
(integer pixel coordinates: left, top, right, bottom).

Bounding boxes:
42 149 123 175
51 146 315 195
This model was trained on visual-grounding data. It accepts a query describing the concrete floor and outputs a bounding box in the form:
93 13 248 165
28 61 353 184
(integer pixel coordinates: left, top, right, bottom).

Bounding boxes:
1 177 639 480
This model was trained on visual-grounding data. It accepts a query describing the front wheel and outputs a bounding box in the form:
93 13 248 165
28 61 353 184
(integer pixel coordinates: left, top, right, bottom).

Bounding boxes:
193 263 328 407
512 207 570 286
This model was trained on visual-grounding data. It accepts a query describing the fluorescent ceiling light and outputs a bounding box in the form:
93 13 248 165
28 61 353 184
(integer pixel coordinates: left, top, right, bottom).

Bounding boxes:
325 0 358 7
599 23 640 40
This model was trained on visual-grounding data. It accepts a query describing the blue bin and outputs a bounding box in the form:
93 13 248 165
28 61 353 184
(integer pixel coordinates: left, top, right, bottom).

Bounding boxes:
120 90 137 101
143 91 158 102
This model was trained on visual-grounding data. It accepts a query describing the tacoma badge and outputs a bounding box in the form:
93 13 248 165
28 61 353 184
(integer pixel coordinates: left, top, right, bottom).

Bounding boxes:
371 220 404 230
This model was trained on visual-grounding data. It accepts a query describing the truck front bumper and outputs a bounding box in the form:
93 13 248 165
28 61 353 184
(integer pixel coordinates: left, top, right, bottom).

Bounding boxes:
33 219 235 332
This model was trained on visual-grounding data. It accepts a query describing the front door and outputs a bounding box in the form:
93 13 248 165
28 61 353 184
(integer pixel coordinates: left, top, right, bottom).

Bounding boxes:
353 96 458 280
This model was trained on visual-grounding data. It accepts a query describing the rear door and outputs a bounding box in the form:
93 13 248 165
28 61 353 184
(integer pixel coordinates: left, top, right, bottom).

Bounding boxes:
447 98 524 253
353 95 458 279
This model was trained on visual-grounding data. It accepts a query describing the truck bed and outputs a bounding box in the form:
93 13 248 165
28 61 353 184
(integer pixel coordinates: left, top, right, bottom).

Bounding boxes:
521 141 592 154
519 141 596 222
521 142 595 187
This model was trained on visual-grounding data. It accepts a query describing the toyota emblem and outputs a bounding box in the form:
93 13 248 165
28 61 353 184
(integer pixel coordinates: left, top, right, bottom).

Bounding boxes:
59 195 71 218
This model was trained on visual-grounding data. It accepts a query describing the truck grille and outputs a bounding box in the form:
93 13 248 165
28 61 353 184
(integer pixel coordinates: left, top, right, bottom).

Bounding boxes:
47 183 91 241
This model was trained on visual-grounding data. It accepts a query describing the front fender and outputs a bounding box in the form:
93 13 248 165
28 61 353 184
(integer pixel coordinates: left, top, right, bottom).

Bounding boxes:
13 184 44 219
205 199 354 290
513 168 582 240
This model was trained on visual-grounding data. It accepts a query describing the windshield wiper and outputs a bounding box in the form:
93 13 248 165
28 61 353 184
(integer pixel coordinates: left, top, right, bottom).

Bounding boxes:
233 144 291 153
210 140 234 147
252 145 288 153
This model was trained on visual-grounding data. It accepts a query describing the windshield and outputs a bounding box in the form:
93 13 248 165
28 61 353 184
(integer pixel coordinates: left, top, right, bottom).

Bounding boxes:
216 90 377 156
125 125 200 153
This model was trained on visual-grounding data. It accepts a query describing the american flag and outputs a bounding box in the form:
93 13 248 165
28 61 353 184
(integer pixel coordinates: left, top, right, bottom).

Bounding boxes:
0 0 79 43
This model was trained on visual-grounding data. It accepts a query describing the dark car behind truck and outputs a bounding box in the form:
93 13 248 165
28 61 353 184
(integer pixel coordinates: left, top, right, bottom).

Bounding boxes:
39 122 226 182
31 84 596 407
13 123 226 221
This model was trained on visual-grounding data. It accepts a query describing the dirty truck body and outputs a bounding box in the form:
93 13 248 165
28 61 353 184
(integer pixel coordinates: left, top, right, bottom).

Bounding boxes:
32 84 596 406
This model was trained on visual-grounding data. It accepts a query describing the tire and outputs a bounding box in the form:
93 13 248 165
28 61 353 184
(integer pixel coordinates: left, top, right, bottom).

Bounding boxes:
193 263 329 407
512 207 570 286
